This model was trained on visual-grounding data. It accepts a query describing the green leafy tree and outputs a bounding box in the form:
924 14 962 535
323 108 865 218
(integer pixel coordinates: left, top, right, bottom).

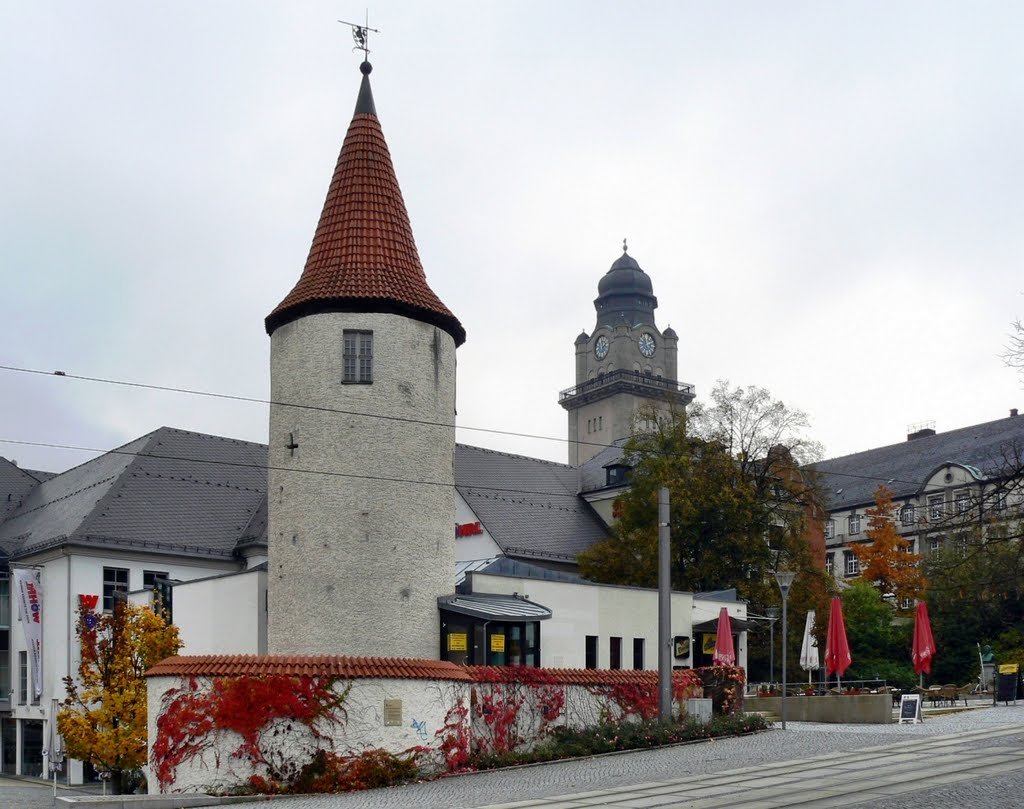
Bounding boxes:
578 385 832 679
58 602 181 794
839 580 915 688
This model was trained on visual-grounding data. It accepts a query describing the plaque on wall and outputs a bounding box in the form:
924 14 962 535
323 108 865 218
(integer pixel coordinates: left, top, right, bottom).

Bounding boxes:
673 636 690 658
383 699 402 727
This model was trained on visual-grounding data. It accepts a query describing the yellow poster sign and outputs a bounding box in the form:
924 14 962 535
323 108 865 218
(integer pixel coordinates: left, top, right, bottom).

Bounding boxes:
999 663 1019 675
448 633 467 652
702 634 717 655
490 634 506 653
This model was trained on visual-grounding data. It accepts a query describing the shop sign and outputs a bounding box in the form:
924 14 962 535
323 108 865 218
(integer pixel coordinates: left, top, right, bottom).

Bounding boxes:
702 634 717 655
490 634 506 653
448 633 468 652
673 636 690 658
456 521 483 537
79 594 100 629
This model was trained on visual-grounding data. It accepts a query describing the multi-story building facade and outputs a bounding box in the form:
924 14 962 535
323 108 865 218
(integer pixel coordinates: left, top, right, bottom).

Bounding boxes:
815 411 1024 593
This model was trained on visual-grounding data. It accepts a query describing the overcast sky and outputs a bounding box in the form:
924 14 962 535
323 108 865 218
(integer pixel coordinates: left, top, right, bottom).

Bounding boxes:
2 1 1022 475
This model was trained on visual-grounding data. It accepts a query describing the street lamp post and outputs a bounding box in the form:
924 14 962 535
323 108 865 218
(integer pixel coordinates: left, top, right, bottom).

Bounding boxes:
774 571 797 730
766 606 780 685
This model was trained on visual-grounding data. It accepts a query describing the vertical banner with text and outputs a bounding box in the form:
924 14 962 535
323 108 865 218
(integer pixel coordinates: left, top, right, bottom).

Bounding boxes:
14 568 44 698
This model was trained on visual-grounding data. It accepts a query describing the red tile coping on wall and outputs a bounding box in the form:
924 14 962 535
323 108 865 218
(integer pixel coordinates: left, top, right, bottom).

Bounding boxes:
146 655 472 682
146 656 701 688
466 667 700 687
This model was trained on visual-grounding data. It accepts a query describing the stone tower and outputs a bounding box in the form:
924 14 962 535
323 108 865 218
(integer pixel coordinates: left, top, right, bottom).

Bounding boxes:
264 62 465 658
559 247 694 465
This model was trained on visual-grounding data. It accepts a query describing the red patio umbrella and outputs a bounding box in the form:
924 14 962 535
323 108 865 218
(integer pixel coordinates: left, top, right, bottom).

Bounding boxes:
824 596 852 689
713 607 736 666
912 601 936 684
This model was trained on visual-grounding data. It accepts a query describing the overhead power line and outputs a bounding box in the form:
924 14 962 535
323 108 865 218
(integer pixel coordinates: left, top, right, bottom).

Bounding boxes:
0 363 1005 493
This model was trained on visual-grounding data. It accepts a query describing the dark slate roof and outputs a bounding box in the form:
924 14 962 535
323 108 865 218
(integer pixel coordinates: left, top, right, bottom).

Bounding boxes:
0 428 265 560
1 430 609 566
0 458 48 524
454 444 609 562
577 438 630 494
811 413 1024 511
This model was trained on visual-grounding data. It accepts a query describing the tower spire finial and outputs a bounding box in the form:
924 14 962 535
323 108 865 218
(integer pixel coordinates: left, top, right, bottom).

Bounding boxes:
338 12 380 65
623 237 628 253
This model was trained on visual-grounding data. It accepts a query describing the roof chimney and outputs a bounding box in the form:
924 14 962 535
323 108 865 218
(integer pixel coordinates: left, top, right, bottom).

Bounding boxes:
1012 408 1019 418
906 420 936 441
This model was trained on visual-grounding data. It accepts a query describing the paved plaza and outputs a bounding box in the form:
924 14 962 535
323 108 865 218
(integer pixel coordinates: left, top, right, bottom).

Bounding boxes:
3 704 1023 808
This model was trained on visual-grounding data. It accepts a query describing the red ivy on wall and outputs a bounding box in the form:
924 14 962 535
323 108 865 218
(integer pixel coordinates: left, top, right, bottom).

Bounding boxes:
151 674 349 790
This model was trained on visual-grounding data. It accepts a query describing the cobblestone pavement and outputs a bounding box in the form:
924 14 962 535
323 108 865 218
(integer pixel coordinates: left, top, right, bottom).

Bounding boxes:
3 704 1023 808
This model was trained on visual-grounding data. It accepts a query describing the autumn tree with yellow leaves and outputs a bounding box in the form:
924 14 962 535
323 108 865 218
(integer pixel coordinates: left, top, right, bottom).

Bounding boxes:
58 601 180 793
853 484 926 607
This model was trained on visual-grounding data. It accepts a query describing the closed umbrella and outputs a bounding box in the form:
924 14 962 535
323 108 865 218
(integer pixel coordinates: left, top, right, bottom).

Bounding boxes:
48 698 64 796
799 610 820 685
824 596 852 690
712 607 736 666
912 601 936 687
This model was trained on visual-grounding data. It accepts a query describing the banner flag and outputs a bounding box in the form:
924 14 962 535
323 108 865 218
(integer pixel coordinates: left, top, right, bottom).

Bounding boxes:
14 568 44 698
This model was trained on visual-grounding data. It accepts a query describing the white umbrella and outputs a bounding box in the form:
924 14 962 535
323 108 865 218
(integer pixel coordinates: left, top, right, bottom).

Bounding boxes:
799 610 820 685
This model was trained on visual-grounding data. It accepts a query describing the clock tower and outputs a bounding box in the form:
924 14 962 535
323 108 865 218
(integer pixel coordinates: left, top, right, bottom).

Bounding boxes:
559 247 694 465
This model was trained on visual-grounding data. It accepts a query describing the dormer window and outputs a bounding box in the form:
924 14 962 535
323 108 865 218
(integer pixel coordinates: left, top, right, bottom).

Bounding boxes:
605 463 631 487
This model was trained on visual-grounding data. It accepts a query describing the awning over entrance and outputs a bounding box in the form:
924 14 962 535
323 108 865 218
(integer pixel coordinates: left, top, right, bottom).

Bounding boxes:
692 617 753 633
438 593 552 621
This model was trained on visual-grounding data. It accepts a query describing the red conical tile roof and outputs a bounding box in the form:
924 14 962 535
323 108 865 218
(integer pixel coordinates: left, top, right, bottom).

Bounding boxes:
266 64 465 345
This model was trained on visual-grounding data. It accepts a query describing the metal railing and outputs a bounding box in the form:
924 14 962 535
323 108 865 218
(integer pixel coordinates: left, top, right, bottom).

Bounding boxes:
559 369 695 402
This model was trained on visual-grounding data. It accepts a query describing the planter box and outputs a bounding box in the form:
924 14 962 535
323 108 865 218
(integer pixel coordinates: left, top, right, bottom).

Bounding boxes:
745 693 893 724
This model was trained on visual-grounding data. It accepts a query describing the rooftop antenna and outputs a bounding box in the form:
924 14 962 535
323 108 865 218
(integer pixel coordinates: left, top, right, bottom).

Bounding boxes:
338 11 380 61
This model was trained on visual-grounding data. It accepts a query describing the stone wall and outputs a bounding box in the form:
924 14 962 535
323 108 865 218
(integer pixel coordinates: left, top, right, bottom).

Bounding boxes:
146 655 706 795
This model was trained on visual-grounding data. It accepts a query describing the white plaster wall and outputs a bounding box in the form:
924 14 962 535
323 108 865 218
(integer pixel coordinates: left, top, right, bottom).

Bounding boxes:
7 550 234 781
464 572 742 670
171 569 266 655
454 491 502 561
268 312 457 659
147 674 468 794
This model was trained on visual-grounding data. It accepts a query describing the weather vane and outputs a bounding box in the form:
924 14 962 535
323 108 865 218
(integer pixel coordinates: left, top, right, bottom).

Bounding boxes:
338 12 380 61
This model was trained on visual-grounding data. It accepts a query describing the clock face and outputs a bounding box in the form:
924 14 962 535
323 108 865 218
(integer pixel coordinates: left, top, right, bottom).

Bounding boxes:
639 332 656 358
594 335 610 360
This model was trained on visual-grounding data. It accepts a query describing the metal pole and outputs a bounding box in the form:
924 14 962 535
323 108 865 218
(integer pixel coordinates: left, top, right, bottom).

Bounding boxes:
658 487 672 722
781 593 789 729
769 620 774 685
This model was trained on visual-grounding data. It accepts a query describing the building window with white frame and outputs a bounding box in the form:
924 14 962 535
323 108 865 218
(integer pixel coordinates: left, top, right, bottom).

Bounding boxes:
825 553 834 575
844 551 860 577
103 566 129 611
342 330 373 384
824 520 835 540
900 504 915 526
929 536 941 553
928 494 945 521
955 489 971 515
848 514 861 534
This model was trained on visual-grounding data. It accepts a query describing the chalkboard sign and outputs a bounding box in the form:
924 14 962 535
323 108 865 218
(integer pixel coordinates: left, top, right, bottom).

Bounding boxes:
995 672 1019 704
899 693 921 724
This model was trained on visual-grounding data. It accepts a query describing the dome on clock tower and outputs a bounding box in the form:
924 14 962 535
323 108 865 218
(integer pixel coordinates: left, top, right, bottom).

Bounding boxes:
593 248 658 330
